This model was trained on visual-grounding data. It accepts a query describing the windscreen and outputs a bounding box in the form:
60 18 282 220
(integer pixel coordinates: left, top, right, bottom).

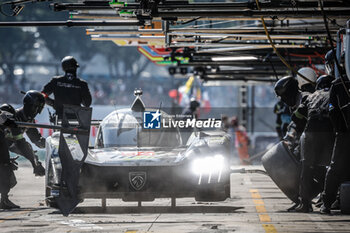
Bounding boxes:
100 112 182 148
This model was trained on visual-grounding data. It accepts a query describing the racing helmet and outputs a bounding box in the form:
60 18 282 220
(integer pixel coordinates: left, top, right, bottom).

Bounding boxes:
23 90 45 120
296 67 317 91
61 56 79 72
230 116 239 127
325 49 335 75
316 75 334 90
274 76 299 107
190 98 200 111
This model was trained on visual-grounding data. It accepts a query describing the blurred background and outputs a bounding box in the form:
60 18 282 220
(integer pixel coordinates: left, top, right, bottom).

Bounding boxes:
0 1 278 162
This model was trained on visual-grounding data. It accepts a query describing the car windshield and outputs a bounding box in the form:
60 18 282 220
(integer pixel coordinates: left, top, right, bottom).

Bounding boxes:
100 111 182 148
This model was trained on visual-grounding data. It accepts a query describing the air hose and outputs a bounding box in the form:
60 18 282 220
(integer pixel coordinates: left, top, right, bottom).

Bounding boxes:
255 0 315 85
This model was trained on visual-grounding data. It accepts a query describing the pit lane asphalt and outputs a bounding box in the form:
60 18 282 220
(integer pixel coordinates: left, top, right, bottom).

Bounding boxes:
1 165 350 233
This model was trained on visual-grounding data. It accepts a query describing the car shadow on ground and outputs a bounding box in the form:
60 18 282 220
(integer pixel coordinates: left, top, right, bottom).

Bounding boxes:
51 205 245 214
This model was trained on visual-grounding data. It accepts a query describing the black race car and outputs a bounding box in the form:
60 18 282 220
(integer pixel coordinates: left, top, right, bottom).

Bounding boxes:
45 91 231 215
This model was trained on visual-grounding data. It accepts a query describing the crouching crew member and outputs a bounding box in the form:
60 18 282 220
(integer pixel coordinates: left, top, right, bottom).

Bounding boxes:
321 74 350 214
0 91 46 176
41 56 92 120
0 109 20 209
292 77 335 213
274 76 310 144
274 76 311 211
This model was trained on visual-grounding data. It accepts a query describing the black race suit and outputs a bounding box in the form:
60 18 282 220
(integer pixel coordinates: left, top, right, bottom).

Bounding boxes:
322 77 350 208
294 89 335 204
0 105 45 174
0 111 16 196
42 74 92 119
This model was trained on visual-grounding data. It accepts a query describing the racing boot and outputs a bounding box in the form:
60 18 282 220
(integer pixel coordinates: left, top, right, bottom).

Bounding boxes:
320 204 331 215
33 162 45 176
295 200 313 213
331 199 340 210
314 196 323 208
0 194 20 209
287 202 300 212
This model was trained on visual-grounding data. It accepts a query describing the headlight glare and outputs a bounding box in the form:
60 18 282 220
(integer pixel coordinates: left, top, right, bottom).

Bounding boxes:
191 154 225 175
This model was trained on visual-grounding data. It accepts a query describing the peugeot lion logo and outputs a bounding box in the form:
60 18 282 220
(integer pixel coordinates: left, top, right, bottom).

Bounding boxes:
129 172 147 191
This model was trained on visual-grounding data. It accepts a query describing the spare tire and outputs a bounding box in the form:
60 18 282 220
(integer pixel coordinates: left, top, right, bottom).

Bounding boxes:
262 141 301 203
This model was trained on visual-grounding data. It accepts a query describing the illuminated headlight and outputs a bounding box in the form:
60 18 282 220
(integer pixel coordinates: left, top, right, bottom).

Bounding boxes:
191 154 225 175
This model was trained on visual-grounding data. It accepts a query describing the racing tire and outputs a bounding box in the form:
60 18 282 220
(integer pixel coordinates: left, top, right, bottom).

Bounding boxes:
45 157 61 208
45 187 59 208
195 184 229 202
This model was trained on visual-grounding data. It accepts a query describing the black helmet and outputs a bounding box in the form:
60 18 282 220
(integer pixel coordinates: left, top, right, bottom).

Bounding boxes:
316 75 334 90
0 104 16 115
325 50 335 75
61 56 79 72
23 90 45 120
190 98 200 111
274 76 299 107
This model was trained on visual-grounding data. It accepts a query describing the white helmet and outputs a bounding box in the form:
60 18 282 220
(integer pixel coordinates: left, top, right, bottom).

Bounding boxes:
296 67 317 89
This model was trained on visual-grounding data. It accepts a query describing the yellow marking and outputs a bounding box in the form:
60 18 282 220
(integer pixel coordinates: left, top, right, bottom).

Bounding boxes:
251 192 261 199
253 199 264 205
125 231 138 233
259 214 271 222
262 224 277 233
255 205 267 213
0 209 33 223
250 189 261 199
250 189 278 232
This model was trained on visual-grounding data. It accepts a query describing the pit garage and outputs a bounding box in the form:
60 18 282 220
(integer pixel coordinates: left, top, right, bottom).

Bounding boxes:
1 0 350 232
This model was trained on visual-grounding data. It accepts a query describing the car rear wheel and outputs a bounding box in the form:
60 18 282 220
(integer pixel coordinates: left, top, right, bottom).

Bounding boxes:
45 187 59 208
45 160 59 208
195 184 230 202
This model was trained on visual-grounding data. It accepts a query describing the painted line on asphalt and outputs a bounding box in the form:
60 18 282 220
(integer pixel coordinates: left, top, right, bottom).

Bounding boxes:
253 199 264 205
250 189 277 233
0 209 35 223
60 219 103 230
256 205 267 213
262 224 278 233
250 189 262 199
259 214 271 222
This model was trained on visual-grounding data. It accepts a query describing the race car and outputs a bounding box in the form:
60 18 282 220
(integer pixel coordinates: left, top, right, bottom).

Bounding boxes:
45 91 231 215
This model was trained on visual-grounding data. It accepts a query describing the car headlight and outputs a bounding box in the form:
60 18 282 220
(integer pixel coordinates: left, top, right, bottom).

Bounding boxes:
191 154 225 175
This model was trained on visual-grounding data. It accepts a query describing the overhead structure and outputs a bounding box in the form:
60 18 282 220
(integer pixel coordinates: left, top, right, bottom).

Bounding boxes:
1 0 348 83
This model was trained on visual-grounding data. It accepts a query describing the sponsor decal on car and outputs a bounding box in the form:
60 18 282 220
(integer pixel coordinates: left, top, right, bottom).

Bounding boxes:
121 151 155 156
129 171 147 190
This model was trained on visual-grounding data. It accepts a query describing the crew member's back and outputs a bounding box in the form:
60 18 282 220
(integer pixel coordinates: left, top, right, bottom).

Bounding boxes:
41 56 92 119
